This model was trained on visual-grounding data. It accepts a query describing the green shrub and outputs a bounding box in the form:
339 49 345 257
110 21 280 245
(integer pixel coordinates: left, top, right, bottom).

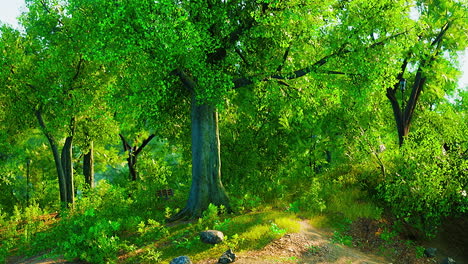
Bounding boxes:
49 209 122 263
231 194 262 213
326 187 382 221
377 132 467 233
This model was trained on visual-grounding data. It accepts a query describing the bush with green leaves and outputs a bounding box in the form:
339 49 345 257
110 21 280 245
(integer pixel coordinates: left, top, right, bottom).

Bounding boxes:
42 208 123 263
377 125 467 233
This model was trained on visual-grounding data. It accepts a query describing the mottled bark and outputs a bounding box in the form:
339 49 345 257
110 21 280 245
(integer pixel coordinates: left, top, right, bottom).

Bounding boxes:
172 70 231 220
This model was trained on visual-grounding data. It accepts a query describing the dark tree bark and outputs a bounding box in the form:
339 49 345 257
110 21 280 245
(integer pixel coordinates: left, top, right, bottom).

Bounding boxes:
61 135 74 205
386 22 450 146
172 70 231 220
35 109 68 207
386 68 426 146
119 133 155 181
83 141 95 188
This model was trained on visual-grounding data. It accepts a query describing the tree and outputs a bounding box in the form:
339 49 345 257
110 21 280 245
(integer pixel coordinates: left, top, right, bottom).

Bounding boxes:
385 0 467 146
65 0 430 218
119 133 155 181
0 0 113 207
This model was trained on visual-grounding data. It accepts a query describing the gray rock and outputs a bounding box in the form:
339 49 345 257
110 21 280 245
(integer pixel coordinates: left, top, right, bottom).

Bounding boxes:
424 247 437 258
441 257 456 264
200 230 224 244
218 249 236 264
170 256 192 264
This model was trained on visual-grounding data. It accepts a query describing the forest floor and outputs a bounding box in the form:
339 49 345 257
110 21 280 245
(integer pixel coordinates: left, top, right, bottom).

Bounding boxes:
8 217 467 264
8 220 391 264
196 220 390 264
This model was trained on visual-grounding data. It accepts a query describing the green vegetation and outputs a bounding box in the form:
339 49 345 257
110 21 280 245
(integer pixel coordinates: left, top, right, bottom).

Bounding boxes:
0 0 467 263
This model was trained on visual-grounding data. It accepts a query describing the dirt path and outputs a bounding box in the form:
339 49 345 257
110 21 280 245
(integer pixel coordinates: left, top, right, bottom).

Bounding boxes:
197 220 391 264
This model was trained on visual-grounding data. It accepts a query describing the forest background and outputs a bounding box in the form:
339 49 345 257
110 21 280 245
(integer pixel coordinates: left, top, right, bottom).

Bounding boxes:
0 0 467 263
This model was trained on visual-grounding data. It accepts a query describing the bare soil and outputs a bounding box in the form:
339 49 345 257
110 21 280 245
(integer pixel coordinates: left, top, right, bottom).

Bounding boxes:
196 220 390 264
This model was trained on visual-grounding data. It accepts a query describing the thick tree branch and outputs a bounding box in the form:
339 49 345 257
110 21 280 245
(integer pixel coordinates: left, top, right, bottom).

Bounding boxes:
134 134 155 156
403 66 426 128
271 31 406 81
233 31 408 88
431 22 451 47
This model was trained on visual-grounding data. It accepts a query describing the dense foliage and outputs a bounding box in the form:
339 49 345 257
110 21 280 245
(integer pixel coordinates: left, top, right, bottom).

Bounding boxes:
0 0 466 262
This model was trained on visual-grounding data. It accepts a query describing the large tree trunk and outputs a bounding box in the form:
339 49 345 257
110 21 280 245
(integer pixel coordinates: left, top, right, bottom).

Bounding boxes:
171 69 231 220
61 136 75 205
173 95 231 219
83 141 95 188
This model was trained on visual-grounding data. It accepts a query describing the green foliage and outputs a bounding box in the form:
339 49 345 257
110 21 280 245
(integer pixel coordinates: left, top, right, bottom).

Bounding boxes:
136 219 169 244
269 222 287 236
380 228 398 242
377 119 467 233
294 177 327 214
139 248 162 263
199 203 221 229
230 194 262 213
326 186 383 221
415 245 425 259
56 211 122 263
1 0 467 261
331 218 353 247
307 245 320 255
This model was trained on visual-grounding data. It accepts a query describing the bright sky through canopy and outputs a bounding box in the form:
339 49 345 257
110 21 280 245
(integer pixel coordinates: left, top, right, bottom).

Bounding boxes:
0 0 26 29
0 0 467 89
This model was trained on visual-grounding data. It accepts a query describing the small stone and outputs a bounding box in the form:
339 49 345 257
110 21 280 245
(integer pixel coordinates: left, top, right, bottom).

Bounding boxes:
218 249 236 264
170 256 192 264
424 247 437 258
200 230 224 244
441 257 456 264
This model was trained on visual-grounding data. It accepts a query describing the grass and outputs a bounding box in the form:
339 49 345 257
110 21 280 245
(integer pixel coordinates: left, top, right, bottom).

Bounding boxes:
326 187 382 221
133 210 301 263
2 181 384 264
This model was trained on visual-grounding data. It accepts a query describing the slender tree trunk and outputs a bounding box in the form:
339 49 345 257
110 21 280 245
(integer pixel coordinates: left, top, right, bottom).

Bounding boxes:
83 141 95 188
173 94 231 219
35 110 68 207
119 134 155 181
61 136 74 205
386 22 449 146
386 70 426 146
128 150 138 181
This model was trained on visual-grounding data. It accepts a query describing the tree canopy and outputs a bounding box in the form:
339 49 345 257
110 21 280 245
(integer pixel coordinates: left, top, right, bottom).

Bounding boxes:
0 1 466 261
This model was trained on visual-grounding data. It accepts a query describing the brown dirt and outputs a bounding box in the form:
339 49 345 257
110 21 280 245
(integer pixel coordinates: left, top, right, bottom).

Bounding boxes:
196 220 391 264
